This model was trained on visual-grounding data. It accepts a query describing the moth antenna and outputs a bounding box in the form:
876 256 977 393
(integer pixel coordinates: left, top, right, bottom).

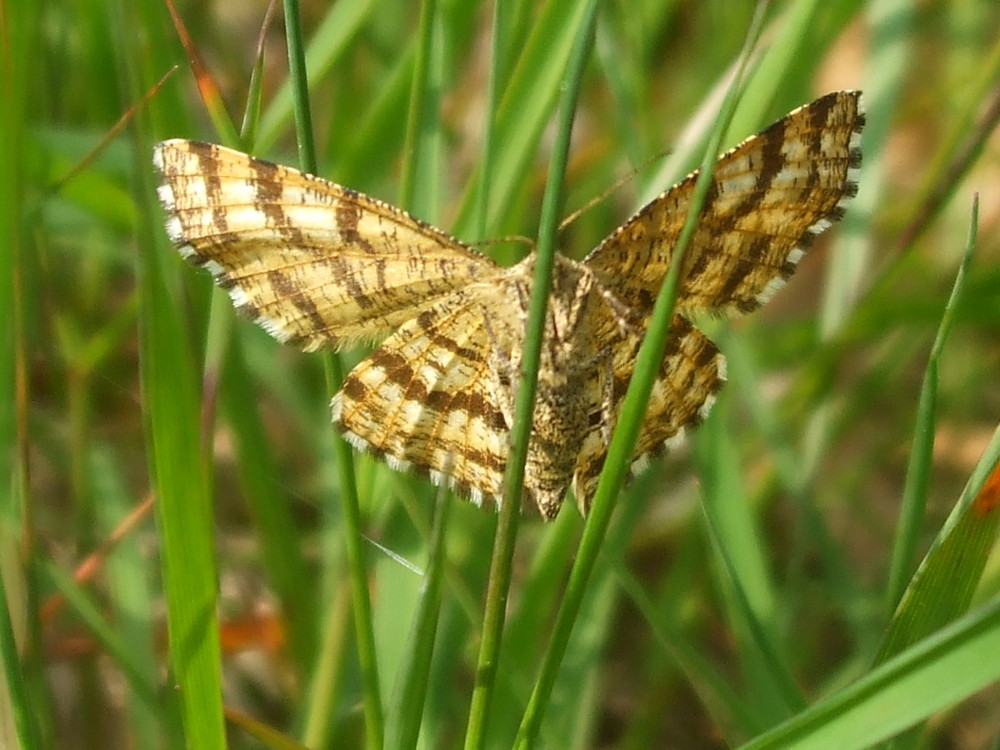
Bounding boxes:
558 150 672 232
472 234 537 254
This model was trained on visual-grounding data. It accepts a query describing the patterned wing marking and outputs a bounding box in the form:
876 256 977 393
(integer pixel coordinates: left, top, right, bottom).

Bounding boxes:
570 316 725 510
584 91 865 317
331 283 521 510
155 91 863 520
153 139 501 351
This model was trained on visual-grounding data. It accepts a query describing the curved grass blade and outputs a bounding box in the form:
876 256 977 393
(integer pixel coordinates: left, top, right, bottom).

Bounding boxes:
885 196 977 612
738 595 1000 750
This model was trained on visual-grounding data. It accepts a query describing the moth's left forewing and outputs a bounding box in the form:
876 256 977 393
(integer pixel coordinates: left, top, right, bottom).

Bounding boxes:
153 139 501 351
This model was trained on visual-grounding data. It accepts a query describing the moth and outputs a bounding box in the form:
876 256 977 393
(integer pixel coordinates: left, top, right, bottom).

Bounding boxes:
154 90 864 518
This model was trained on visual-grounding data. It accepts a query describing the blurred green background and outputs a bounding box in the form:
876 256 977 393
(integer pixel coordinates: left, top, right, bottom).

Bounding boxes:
2 0 1000 748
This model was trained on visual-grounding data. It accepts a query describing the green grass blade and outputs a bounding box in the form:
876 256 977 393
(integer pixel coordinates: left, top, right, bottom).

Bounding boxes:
257 0 376 151
739 596 1000 750
113 2 230 746
466 3 600 748
93 449 173 747
238 1 276 147
226 707 314 750
876 199 992 660
134 95 227 750
300 578 351 748
135 177 226 749
876 426 1000 663
0 2 39 746
515 5 769 745
282 0 384 746
472 2 508 240
397 0 441 217
485 512 580 742
326 354 384 748
885 197 977 611
139 226 226 750
0 560 40 750
382 5 449 746
614 561 765 739
385 487 452 749
552 557 618 747
282 0 318 173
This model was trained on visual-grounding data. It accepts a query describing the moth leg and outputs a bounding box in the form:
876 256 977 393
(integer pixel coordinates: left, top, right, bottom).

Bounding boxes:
597 284 645 340
600 348 616 445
